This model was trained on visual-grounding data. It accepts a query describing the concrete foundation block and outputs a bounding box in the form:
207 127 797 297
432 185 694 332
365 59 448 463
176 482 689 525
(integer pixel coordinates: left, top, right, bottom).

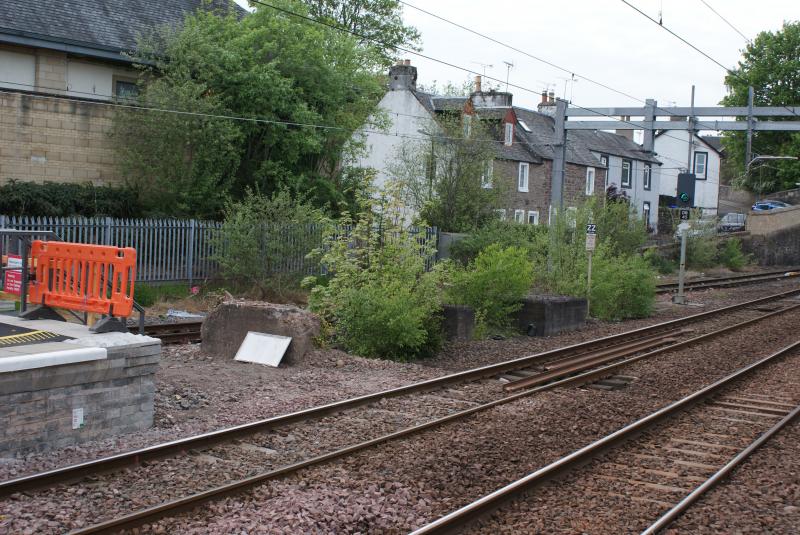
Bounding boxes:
517 295 588 337
442 305 475 341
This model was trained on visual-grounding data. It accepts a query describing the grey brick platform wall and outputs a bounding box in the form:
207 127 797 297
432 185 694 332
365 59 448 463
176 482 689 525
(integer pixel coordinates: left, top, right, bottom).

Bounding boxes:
0 341 160 457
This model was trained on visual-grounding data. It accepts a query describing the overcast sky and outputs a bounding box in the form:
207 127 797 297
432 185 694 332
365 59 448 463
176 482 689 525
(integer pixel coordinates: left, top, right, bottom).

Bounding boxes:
238 0 798 111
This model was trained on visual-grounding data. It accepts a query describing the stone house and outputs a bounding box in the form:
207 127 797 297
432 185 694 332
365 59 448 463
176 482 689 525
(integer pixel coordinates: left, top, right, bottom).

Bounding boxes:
356 62 663 228
0 0 241 187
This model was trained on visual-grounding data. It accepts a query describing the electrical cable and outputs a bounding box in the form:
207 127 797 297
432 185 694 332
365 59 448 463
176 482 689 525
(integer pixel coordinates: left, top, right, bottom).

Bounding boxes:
697 0 750 43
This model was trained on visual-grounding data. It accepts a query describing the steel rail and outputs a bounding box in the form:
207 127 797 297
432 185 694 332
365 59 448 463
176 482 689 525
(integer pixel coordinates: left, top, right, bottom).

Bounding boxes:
67 301 800 533
656 269 800 294
2 288 798 498
640 402 800 535
409 339 800 535
510 302 800 393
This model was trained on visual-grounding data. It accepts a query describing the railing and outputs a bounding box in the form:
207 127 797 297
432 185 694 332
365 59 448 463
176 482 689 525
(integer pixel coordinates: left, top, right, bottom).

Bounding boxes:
0 216 439 283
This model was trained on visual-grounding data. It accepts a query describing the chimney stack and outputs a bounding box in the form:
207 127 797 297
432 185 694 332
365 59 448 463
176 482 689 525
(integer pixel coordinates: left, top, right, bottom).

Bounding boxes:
616 115 634 141
388 60 417 91
474 75 482 93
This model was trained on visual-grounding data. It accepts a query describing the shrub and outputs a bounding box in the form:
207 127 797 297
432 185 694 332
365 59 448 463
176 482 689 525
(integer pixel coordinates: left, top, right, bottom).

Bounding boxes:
643 247 675 275
448 220 548 265
133 283 191 307
589 245 656 321
306 194 443 360
686 234 717 269
446 244 533 330
216 190 324 297
717 238 749 270
0 180 142 218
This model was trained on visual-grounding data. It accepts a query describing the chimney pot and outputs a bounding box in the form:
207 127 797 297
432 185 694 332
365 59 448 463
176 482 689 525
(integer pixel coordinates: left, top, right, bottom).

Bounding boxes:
541 90 548 104
403 59 411 66
548 90 555 103
475 75 482 93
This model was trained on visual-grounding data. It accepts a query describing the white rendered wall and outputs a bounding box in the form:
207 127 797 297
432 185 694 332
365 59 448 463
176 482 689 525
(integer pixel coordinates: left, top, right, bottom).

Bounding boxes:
66 60 114 100
655 131 720 215
352 89 433 190
596 152 661 229
0 49 35 91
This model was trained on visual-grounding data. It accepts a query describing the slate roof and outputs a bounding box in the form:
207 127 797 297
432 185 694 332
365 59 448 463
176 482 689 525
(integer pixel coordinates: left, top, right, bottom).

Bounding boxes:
0 0 243 61
574 129 662 164
406 90 656 167
698 135 724 154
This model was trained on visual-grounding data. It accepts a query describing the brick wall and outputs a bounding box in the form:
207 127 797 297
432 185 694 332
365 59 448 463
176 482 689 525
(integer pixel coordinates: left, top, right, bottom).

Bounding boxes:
0 341 160 456
495 159 606 222
0 45 136 186
746 205 800 235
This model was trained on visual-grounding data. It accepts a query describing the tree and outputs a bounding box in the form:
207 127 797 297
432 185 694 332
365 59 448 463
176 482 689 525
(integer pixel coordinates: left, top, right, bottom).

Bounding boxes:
388 115 507 232
301 0 420 67
722 21 800 193
114 1 389 218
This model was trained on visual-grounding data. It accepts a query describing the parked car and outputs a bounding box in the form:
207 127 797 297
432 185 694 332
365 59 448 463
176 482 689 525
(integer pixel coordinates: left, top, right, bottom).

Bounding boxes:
718 212 746 232
752 199 792 211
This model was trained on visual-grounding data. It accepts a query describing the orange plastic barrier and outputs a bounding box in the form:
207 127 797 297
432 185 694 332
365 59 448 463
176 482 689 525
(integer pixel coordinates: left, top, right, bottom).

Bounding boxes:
27 240 137 317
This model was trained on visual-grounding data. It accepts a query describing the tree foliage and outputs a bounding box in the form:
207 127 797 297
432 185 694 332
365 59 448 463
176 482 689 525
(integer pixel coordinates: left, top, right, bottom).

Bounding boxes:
722 21 800 193
301 0 420 67
115 1 408 217
389 115 506 232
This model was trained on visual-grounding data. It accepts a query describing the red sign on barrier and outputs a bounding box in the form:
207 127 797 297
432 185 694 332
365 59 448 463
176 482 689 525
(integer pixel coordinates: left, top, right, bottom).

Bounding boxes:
3 254 22 295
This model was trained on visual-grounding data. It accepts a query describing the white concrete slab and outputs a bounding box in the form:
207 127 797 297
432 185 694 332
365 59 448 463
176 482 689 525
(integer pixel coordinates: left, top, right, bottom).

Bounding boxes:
234 332 291 367
0 344 106 373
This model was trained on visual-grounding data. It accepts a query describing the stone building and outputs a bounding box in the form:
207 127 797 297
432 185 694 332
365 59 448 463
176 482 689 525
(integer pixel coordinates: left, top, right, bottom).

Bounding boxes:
0 0 241 186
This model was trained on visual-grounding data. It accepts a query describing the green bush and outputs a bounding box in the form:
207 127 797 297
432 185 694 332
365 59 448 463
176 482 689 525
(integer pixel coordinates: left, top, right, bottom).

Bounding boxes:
133 283 191 307
717 238 749 270
643 248 675 275
306 194 443 360
446 244 533 330
448 220 547 265
589 245 656 321
216 190 324 297
686 234 717 269
0 180 142 218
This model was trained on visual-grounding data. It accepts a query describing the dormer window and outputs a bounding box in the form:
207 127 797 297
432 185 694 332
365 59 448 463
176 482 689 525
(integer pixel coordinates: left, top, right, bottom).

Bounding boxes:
463 115 472 137
504 122 513 146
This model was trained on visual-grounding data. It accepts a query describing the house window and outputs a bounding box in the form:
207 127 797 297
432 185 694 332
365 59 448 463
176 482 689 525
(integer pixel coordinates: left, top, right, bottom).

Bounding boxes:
694 151 708 179
481 160 493 189
585 167 596 195
567 206 578 228
621 159 632 188
494 209 507 221
518 162 529 192
527 210 539 225
115 80 139 100
514 209 525 223
504 122 514 146
599 154 609 187
643 201 651 227
463 114 472 137
518 120 531 132
643 163 652 191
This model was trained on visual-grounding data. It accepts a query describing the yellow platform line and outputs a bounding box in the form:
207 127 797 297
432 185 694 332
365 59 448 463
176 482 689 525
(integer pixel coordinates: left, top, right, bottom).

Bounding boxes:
0 330 59 346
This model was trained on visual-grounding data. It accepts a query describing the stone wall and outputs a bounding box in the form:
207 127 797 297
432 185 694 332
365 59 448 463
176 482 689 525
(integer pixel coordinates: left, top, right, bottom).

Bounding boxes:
498 159 605 222
741 225 800 266
746 205 800 235
0 44 136 186
0 341 160 457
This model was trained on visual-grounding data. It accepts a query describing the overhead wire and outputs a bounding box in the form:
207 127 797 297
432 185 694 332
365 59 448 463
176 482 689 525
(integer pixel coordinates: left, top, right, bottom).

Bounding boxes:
697 0 750 43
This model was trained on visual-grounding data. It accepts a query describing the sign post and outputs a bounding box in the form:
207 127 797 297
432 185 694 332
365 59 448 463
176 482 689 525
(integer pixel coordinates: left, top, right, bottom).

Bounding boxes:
585 224 597 315
673 222 689 305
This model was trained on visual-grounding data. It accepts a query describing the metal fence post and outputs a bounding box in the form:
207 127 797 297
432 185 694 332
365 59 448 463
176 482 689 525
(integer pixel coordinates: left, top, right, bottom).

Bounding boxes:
104 217 113 246
187 219 196 286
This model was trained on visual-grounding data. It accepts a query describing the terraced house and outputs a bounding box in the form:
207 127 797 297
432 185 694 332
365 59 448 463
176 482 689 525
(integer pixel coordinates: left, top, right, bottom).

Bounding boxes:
0 0 241 186
357 62 663 228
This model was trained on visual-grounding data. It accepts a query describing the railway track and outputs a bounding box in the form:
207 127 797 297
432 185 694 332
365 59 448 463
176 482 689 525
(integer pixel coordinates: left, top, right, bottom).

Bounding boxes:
411 340 800 535
128 321 202 344
655 268 800 294
2 288 800 533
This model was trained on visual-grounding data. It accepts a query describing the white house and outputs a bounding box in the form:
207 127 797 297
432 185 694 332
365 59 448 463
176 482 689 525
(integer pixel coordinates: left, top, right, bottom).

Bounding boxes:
654 131 722 215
